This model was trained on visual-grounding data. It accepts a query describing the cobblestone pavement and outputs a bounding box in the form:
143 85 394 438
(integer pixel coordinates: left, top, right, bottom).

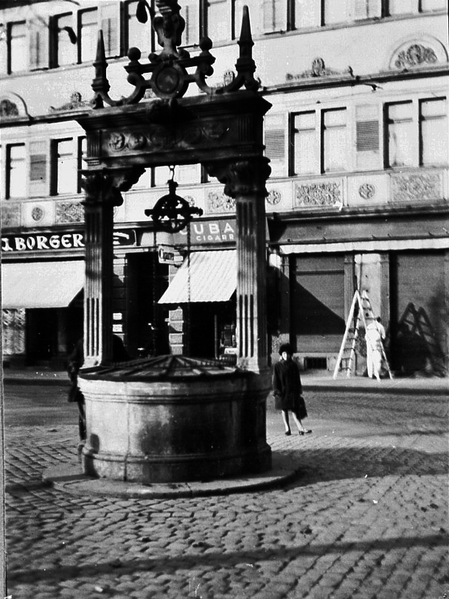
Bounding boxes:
4 388 449 599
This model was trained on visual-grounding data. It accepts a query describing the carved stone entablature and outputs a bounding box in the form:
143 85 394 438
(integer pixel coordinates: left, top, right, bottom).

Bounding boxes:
204 158 271 199
286 58 354 81
104 121 231 156
294 181 343 209
1 204 21 227
81 168 145 206
391 172 443 203
206 191 236 213
55 202 84 224
49 92 90 113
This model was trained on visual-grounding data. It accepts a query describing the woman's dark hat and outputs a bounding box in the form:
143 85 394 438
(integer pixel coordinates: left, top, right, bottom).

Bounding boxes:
279 343 293 355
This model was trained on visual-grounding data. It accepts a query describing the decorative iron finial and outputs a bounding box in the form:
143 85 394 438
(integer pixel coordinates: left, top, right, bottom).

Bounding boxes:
90 4 260 107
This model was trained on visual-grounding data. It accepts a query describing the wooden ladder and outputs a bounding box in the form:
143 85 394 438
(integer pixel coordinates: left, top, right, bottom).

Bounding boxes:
333 290 393 379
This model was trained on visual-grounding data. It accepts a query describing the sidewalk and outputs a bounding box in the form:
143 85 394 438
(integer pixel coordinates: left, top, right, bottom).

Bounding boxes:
2 365 447 394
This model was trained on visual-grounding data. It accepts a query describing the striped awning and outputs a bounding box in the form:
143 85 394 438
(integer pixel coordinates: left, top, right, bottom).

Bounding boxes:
2 260 84 309
158 250 236 304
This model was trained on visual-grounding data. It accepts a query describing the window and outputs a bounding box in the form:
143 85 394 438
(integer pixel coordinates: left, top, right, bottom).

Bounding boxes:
7 144 27 199
387 102 414 167
324 0 381 23
8 22 27 73
99 3 120 57
207 0 231 42
294 0 319 28
420 98 447 166
420 0 447 10
388 0 414 14
77 137 87 193
29 141 47 197
387 98 447 167
29 19 49 70
264 114 287 177
153 165 200 187
125 0 152 53
292 108 348 175
356 104 380 170
183 0 201 45
293 112 318 175
323 109 348 172
55 13 77 67
79 9 98 64
53 139 77 195
263 0 288 32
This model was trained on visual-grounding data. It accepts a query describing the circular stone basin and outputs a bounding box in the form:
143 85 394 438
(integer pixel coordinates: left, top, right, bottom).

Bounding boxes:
78 355 272 484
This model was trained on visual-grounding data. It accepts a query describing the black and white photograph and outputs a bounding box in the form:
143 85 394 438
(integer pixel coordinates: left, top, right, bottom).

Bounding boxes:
1 0 448 597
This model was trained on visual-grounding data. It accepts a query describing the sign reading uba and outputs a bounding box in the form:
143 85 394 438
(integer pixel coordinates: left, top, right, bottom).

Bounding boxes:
174 220 236 244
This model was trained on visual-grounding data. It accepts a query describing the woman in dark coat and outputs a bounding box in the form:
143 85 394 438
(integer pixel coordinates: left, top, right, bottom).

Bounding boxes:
272 343 311 436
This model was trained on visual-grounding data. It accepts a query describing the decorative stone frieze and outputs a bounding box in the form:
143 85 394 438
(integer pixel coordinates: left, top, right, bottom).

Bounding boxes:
207 191 236 213
294 181 343 209
105 122 231 155
1 204 21 227
55 202 84 224
391 172 443 203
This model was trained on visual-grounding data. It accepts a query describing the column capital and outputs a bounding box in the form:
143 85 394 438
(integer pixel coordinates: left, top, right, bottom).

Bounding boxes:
81 167 145 206
203 157 271 199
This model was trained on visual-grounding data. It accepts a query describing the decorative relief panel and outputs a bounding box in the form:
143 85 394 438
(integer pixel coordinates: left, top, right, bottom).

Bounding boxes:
206 191 236 213
391 172 443 203
358 183 376 200
1 204 21 228
266 190 282 206
55 202 84 223
394 44 437 69
31 205 45 222
294 181 343 209
105 122 231 155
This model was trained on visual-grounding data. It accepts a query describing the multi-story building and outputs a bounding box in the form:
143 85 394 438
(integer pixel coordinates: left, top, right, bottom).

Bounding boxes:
1 0 448 376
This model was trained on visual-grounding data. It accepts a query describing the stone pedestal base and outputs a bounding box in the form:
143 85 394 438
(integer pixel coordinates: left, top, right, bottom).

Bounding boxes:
78 360 272 484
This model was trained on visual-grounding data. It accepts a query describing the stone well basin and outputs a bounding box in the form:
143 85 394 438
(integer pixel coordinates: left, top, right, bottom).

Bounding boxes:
78 355 272 484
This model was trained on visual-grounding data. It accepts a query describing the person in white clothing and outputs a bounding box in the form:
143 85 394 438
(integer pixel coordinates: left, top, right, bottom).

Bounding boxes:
366 317 386 381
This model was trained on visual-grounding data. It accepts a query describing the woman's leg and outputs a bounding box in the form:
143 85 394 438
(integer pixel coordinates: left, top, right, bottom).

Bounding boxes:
291 412 311 434
281 410 291 434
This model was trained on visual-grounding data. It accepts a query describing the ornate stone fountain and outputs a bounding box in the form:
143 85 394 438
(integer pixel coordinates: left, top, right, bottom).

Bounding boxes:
76 1 273 484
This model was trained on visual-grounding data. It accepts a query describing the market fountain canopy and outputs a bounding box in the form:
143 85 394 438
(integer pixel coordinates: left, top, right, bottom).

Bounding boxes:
92 0 260 107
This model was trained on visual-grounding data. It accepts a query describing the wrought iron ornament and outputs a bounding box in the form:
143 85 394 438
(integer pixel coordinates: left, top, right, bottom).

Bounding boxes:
91 2 259 107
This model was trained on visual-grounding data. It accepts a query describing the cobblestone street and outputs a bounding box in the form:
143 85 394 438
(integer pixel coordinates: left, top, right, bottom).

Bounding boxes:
4 382 449 599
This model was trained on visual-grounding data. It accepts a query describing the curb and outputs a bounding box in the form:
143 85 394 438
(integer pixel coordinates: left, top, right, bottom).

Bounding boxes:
42 452 300 499
302 382 448 396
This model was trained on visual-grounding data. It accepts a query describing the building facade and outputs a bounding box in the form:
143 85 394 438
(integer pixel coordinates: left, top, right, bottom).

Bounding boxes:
1 0 448 376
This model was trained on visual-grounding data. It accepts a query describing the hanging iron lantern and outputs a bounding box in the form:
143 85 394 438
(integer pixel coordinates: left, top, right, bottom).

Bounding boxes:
145 170 203 233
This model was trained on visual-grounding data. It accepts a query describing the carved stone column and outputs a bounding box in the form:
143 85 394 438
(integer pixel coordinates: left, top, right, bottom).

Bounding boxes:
205 158 271 373
81 168 143 367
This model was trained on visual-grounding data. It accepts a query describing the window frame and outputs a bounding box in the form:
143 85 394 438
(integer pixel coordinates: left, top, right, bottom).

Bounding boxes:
7 21 27 74
6 143 27 199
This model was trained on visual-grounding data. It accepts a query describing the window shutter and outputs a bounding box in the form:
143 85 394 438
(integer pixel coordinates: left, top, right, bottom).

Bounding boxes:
355 105 380 170
262 0 287 32
29 19 49 70
99 3 120 57
352 0 381 19
29 140 48 197
265 114 286 177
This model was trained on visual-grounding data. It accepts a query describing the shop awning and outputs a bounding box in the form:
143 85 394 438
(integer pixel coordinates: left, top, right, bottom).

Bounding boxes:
2 261 84 309
158 250 236 304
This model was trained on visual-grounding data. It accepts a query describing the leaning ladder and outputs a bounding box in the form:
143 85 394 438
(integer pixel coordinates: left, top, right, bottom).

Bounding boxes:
333 290 393 379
